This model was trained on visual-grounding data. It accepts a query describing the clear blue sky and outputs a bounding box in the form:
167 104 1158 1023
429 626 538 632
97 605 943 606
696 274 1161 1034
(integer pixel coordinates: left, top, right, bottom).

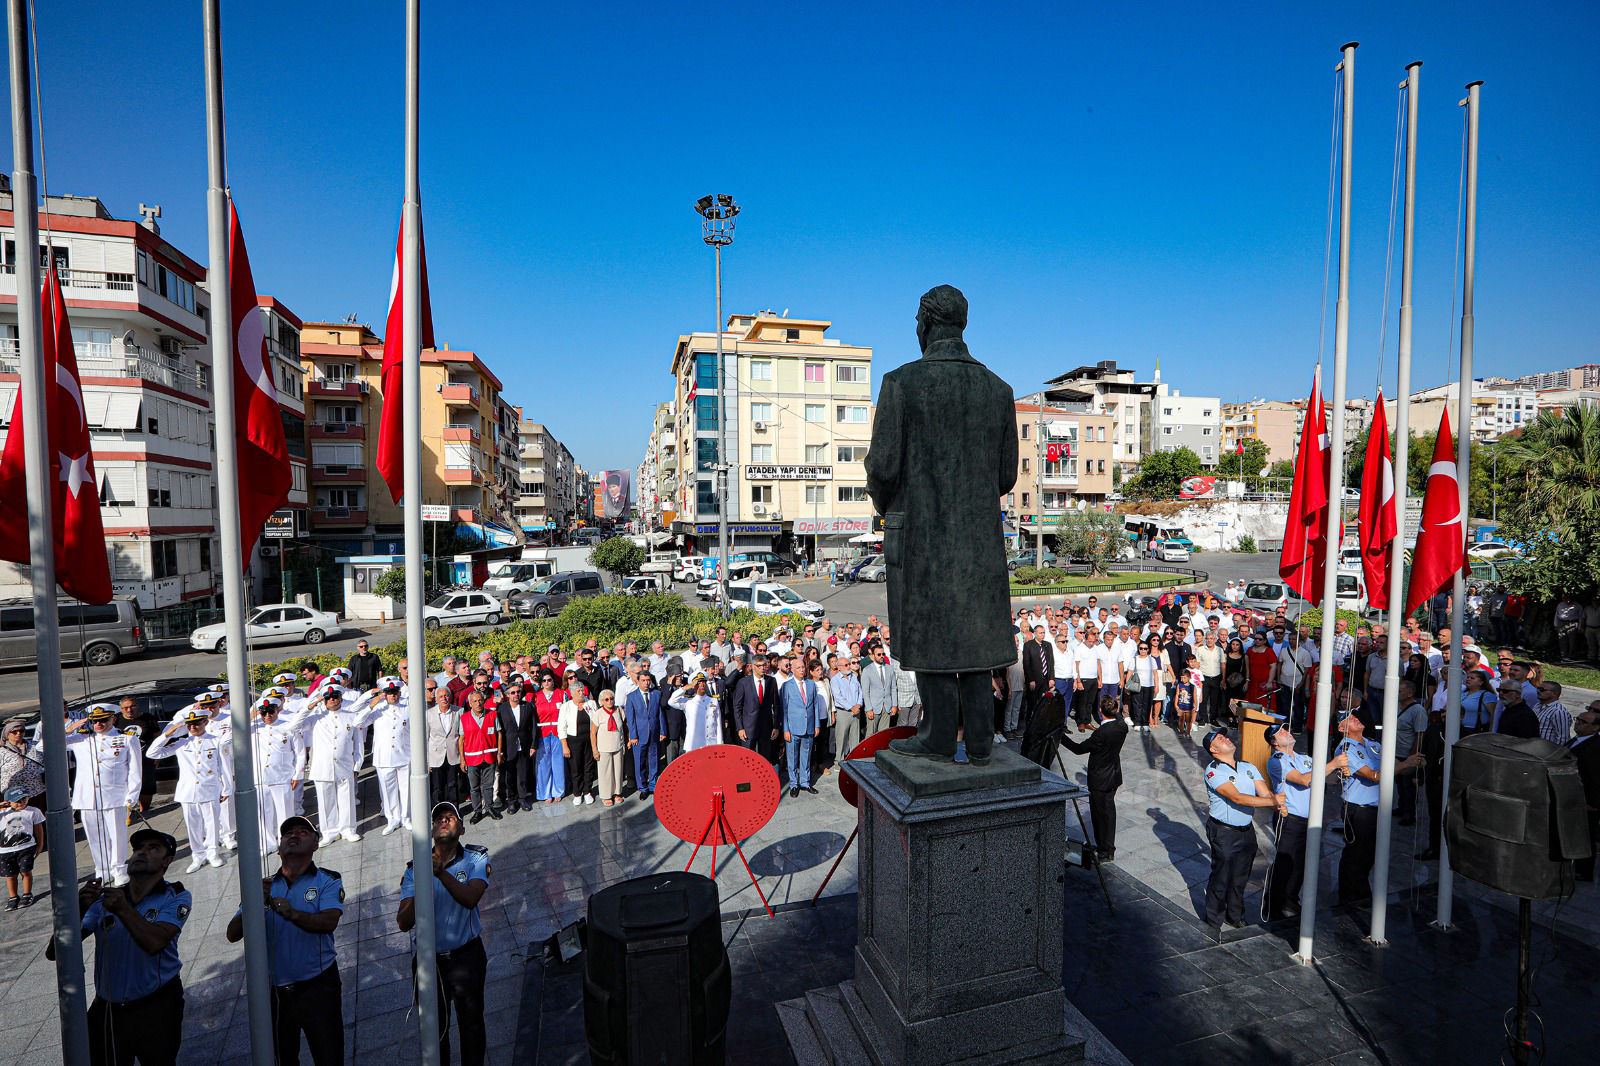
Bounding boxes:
9 1 1596 471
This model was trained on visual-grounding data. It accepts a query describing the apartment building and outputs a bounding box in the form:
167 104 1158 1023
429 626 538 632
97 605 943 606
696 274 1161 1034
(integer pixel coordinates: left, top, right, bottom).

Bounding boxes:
298 321 510 553
1221 401 1300 462
666 310 874 560
1509 364 1600 392
1383 382 1531 444
1040 360 1156 477
245 296 306 603
1151 383 1223 466
638 401 675 532
1008 403 1116 545
514 422 579 537
0 193 217 634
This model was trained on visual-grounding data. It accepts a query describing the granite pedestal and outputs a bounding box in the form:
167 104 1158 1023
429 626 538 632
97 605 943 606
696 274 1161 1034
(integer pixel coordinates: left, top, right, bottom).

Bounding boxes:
781 746 1083 1065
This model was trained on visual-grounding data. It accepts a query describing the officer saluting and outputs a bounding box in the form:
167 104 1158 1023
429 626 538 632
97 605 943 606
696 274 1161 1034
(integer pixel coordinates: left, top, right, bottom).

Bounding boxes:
64 703 143 886
228 815 346 1066
251 692 306 845
287 684 365 845
48 827 190 1066
147 709 231 873
1331 709 1422 905
354 677 413 834
1262 722 1338 921
398 802 491 1066
1201 729 1285 929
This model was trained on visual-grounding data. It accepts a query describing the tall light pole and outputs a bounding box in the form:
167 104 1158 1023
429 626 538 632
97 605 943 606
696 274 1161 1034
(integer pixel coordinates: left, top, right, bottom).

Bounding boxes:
696 194 739 617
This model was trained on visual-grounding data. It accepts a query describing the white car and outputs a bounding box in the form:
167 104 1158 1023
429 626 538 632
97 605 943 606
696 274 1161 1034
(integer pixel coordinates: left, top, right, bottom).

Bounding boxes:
422 590 504 630
190 604 342 654
856 559 887 582
674 555 708 582
726 580 824 621
1153 540 1190 563
1467 541 1516 559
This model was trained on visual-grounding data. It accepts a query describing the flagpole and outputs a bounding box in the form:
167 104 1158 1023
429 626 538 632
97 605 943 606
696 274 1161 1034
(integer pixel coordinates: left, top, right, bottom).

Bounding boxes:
1296 39 1356 964
1370 60 1421 946
1436 79 1482 931
201 4 274 1063
6 3 89 1059
402 0 442 1060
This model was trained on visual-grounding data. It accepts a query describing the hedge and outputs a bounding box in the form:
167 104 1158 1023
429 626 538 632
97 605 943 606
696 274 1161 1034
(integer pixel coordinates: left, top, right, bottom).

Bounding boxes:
248 593 773 685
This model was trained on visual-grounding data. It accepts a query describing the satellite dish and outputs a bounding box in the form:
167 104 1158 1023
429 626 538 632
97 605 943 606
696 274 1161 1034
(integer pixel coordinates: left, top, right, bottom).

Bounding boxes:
1258 465 1271 477
120 330 135 348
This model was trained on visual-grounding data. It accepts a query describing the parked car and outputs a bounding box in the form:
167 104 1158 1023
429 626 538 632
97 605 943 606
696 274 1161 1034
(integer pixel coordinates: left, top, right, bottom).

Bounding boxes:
639 552 678 576
844 554 882 582
713 550 798 577
1152 540 1190 563
856 558 887 582
0 596 148 668
422 590 504 630
1006 549 1059 571
1467 541 1517 559
696 560 768 597
726 580 824 621
1239 581 1292 616
190 604 342 654
510 571 606 619
619 574 669 596
673 556 708 582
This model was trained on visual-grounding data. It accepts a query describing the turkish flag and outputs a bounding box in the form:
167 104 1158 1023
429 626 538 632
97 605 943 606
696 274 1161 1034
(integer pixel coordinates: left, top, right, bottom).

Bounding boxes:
375 211 436 503
228 203 292 560
0 268 113 603
1357 393 1397 610
1405 410 1467 616
1046 443 1060 462
1236 439 1245 455
1280 366 1330 604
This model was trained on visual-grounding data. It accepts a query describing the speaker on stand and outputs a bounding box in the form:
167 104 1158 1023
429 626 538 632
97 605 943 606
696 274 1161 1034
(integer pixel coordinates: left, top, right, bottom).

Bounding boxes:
1444 734 1594 1065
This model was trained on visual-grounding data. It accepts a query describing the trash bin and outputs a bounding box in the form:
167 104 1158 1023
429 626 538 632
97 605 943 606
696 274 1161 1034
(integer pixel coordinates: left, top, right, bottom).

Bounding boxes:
583 872 729 1065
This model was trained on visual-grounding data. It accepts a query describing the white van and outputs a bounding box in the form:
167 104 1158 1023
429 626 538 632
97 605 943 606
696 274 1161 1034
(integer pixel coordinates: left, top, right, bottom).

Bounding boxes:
726 580 824 621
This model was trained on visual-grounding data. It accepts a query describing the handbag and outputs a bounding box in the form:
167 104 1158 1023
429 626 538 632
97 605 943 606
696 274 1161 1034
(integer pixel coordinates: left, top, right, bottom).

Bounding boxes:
1125 670 1143 695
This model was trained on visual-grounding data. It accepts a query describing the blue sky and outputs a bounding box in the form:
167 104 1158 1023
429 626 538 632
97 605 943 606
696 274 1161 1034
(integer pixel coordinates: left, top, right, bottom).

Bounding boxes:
9 1 1596 471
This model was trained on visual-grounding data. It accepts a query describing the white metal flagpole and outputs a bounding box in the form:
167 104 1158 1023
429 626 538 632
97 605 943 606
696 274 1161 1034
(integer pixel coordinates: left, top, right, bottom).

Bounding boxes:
200 4 274 1063
1296 39 1356 964
6 2 89 1059
1370 60 1420 946
402 1 442 1061
1437 79 1482 931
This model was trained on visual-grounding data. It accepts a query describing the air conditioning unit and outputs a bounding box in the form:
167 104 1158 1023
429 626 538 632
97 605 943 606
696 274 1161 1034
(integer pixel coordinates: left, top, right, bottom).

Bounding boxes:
259 545 278 558
158 336 184 357
753 422 768 432
751 504 767 515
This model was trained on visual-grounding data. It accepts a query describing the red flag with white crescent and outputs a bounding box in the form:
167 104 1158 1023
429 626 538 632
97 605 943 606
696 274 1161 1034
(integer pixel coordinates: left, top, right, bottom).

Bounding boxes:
1279 366 1330 603
376 211 436 503
1357 392 1397 609
1405 410 1467 615
228 202 292 561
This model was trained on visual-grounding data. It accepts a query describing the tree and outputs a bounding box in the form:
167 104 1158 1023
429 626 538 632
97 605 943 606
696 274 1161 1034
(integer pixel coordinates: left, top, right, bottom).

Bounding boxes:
1494 406 1600 600
1344 426 1494 517
373 566 409 603
1267 458 1296 482
1054 511 1125 574
1215 439 1271 481
1124 447 1202 499
589 536 644 576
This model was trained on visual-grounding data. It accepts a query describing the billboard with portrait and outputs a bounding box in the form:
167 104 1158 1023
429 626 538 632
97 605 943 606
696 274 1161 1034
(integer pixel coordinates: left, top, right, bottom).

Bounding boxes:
600 469 631 519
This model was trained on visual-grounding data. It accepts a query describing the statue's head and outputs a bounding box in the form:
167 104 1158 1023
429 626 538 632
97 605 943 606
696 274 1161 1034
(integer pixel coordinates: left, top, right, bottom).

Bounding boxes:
916 284 967 352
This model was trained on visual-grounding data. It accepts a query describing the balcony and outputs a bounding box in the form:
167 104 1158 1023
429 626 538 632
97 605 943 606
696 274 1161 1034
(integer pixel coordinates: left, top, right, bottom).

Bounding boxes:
660 452 678 471
440 382 479 405
50 268 136 292
660 430 676 450
1040 472 1079 487
311 465 367 484
443 424 481 444
443 467 483 485
312 507 368 526
1 339 209 401
308 378 368 397
521 444 544 460
309 421 366 440
452 507 478 522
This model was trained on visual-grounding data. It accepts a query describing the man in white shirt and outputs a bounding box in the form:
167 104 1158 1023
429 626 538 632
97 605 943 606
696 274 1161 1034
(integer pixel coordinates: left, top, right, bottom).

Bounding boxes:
1096 631 1126 708
1071 638 1103 729
1051 633 1077 701
1192 632 1225 726
1274 633 1316 732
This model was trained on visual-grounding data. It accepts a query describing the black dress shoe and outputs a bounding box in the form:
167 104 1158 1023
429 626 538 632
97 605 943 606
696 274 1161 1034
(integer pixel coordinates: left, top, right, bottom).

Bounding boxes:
804 785 818 795
469 812 484 825
789 787 799 798
488 808 503 820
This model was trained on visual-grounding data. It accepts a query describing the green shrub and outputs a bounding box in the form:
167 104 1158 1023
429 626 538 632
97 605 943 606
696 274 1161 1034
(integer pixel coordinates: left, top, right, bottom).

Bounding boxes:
1293 606 1364 632
1236 534 1258 554
1014 566 1039 583
1030 567 1072 585
588 536 644 576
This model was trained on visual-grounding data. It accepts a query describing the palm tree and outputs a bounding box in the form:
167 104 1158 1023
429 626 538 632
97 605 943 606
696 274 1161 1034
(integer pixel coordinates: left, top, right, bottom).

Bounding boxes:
1497 406 1600 535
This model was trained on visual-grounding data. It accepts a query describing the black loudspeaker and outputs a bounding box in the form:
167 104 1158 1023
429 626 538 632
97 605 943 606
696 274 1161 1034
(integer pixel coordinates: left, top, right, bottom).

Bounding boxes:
583 872 729 1066
1445 733 1594 899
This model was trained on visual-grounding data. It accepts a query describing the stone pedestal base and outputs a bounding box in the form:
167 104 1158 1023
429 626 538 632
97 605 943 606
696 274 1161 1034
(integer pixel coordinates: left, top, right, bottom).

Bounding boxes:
781 746 1082 1066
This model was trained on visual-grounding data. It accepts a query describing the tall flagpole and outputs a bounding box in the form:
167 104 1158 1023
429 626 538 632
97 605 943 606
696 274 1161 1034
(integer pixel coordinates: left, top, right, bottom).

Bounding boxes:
201 4 274 1064
402 1 442 1060
1297 40 1356 964
1370 61 1420 946
1437 79 1482 930
6 3 89 1059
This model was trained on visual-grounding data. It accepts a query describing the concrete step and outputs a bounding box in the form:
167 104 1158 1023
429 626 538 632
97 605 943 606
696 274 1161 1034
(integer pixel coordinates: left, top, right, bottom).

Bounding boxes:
837 980 894 1066
778 997 831 1066
804 985 875 1066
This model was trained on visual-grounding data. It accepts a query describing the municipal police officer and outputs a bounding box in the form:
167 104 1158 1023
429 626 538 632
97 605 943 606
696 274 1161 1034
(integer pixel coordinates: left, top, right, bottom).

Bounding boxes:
228 815 346 1066
49 827 190 1066
1201 729 1285 929
398 802 491 1066
1331 709 1423 905
146 709 231 873
64 703 143 886
1262 722 1334 921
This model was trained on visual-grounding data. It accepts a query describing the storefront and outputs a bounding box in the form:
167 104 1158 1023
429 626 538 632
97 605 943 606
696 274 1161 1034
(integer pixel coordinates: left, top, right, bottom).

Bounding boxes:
672 520 786 557
793 516 875 563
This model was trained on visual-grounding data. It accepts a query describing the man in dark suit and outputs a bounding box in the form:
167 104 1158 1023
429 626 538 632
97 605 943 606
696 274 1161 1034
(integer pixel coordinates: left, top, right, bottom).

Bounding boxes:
1020 624 1054 738
570 649 610 705
490 681 535 813
731 656 779 762
1570 701 1600 881
624 673 664 798
1058 695 1128 861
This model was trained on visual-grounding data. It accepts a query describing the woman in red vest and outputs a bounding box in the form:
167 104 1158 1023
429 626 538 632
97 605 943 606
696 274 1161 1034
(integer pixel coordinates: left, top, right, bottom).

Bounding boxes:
532 673 566 803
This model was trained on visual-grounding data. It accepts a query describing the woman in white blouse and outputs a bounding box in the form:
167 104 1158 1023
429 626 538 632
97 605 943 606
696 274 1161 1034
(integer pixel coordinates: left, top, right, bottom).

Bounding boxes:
670 674 722 752
559 675 597 806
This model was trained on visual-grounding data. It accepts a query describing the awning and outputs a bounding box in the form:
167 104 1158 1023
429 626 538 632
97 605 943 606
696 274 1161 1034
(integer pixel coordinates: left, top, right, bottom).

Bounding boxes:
849 532 883 543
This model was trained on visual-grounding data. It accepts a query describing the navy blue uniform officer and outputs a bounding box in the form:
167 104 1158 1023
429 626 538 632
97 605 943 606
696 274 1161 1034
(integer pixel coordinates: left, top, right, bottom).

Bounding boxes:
398 801 492 1066
227 815 345 1066
1201 729 1286 929
48 827 190 1066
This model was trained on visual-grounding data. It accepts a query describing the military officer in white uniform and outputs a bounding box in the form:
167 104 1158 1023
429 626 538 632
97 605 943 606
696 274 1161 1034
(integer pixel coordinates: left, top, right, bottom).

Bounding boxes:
65 704 144 885
147 709 231 873
353 678 412 834
289 685 365 845
197 689 241 852
251 694 306 847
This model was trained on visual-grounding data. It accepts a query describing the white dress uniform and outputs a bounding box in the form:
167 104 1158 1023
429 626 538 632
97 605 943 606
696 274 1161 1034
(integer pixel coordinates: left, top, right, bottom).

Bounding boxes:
146 725 231 868
63 721 143 882
352 685 412 832
204 709 239 848
290 693 365 840
251 715 307 843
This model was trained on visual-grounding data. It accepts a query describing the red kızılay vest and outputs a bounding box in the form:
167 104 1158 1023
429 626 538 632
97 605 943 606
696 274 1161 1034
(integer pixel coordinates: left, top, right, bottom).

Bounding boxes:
460 711 498 765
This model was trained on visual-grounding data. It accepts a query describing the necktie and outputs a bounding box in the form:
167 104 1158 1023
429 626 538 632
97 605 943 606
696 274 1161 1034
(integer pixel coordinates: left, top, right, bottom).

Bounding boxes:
757 678 764 701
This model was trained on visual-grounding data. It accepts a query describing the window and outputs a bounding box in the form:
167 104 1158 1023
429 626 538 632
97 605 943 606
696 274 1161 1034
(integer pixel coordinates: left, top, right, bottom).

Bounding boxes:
805 485 826 504
836 405 868 424
1203 409 1213 418
804 404 825 423
696 480 719 514
325 488 362 509
1163 427 1173 435
1163 408 1173 417
837 485 868 503
696 395 718 431
199 539 212 572
696 438 718 472
575 576 601 592
786 328 800 340
147 470 172 508
750 403 773 423
0 607 32 632
837 445 868 463
1021 492 1030 507
1021 458 1030 472
1097 426 1106 441
151 540 179 579
1021 424 1030 439
750 444 773 463
153 263 197 313
836 364 868 383
805 363 824 383
693 352 718 389
1201 448 1212 461
1098 460 1107 472
750 361 772 381
1201 427 1212 436
751 485 773 504
804 444 827 463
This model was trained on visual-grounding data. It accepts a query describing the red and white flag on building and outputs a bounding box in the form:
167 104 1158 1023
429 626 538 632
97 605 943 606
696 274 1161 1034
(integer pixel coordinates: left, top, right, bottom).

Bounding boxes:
1046 443 1061 462
376 211 435 503
1357 391 1397 610
227 203 292 560
1405 410 1467 616
1236 439 1245 455
0 268 113 603
1280 366 1331 604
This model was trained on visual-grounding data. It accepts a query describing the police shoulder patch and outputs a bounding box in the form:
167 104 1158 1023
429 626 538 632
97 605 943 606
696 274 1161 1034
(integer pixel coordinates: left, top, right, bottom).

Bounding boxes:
144 909 157 920
304 888 318 902
177 904 190 921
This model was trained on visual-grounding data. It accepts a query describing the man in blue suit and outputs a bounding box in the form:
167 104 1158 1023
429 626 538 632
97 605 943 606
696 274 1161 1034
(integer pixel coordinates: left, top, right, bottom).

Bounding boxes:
625 671 664 799
778 653 826 798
